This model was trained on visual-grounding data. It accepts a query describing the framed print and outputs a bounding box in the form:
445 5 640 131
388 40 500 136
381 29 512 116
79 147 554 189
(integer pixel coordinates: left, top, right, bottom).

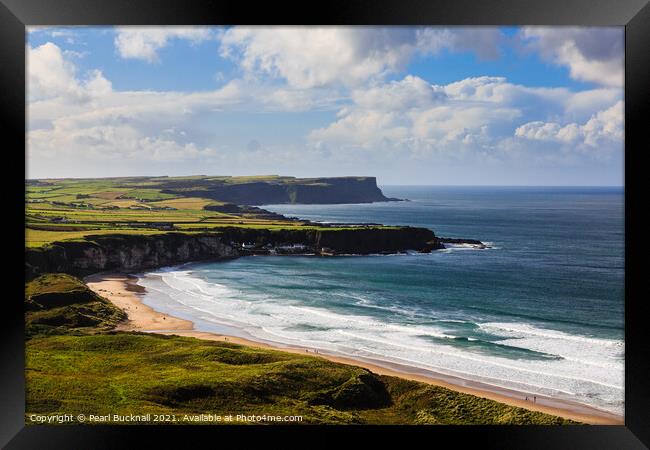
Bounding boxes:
1 0 649 447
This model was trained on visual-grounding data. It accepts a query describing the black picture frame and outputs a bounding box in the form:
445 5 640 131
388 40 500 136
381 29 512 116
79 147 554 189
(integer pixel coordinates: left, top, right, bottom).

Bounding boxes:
2 0 648 447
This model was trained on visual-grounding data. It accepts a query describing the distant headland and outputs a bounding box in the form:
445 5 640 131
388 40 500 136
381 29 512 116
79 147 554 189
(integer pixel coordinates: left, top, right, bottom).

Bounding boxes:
27 175 402 205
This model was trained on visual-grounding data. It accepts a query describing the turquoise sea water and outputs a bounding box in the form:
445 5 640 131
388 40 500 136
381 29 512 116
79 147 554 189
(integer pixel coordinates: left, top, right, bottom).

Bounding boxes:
138 186 624 414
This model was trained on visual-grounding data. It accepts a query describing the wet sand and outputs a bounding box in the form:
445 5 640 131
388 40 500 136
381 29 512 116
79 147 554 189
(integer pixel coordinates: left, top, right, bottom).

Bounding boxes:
85 272 624 425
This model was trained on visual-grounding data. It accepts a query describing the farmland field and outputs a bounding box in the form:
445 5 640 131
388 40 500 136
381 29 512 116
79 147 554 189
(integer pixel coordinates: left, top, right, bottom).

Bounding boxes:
25 176 387 247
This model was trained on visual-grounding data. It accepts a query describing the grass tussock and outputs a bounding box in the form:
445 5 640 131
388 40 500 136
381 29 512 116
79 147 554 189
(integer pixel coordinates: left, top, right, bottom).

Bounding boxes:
25 274 126 337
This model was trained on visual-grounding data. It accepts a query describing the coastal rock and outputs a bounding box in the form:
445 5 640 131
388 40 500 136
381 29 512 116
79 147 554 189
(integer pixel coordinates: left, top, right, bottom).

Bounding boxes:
216 226 443 255
439 237 488 249
314 228 441 255
25 227 444 280
439 237 485 245
25 233 239 279
161 177 399 205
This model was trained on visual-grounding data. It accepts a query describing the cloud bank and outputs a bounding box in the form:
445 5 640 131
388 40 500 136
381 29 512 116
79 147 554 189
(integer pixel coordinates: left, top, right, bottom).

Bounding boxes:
520 27 624 87
27 27 624 184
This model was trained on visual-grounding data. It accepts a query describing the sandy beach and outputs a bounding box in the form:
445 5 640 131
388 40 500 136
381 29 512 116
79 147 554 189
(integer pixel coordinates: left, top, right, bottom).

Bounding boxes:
85 272 624 425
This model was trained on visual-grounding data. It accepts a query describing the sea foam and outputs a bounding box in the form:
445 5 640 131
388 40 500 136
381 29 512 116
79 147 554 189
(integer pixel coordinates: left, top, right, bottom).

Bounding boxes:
137 268 624 415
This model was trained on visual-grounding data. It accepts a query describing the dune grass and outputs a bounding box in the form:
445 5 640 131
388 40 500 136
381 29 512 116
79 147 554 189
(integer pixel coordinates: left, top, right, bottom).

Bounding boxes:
25 333 576 425
25 274 127 337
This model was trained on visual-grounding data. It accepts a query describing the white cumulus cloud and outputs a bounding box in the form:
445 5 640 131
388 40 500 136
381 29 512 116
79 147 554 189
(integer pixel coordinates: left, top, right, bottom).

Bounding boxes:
515 100 623 150
27 27 625 181
27 43 346 177
27 42 112 102
520 27 623 87
219 27 504 89
310 75 622 161
220 27 417 88
114 26 214 63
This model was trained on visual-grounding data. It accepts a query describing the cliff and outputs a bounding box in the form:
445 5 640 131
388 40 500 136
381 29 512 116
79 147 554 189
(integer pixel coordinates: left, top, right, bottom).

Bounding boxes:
26 233 239 280
25 227 442 280
216 227 441 254
160 177 397 205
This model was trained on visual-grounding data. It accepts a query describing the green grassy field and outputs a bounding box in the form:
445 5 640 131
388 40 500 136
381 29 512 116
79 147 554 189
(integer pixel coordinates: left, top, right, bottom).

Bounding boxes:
24 274 577 425
26 176 392 247
26 333 577 425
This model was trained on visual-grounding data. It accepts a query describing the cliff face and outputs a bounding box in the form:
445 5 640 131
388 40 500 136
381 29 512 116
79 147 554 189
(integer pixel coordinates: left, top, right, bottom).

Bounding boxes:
164 177 395 205
216 226 441 254
286 178 393 204
26 227 442 280
314 228 439 254
26 233 239 280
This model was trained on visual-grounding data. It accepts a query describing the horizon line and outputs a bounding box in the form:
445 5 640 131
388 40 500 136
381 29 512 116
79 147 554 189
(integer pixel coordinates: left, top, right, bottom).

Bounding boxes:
24 174 624 188
378 184 624 187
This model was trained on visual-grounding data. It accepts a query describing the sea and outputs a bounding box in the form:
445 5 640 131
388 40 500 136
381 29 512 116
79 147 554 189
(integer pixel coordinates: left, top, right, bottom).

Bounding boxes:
136 186 625 415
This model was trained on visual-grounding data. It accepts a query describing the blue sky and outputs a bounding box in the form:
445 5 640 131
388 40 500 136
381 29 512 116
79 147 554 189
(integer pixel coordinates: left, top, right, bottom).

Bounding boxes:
26 26 624 185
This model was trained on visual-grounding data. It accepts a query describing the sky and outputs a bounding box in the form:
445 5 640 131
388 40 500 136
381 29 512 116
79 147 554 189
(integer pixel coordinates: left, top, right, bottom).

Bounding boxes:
26 26 624 185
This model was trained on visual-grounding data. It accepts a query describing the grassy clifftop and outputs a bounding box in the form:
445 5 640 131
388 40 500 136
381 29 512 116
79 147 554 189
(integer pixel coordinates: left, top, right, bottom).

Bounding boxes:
25 274 126 337
26 176 399 248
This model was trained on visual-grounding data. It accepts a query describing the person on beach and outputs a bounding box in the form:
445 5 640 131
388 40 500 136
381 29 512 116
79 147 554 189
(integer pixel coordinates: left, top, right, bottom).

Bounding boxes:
533 396 537 403
525 396 528 401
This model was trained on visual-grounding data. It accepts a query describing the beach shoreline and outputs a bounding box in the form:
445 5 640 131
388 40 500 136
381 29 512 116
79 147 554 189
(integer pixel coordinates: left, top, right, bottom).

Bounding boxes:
84 272 624 425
